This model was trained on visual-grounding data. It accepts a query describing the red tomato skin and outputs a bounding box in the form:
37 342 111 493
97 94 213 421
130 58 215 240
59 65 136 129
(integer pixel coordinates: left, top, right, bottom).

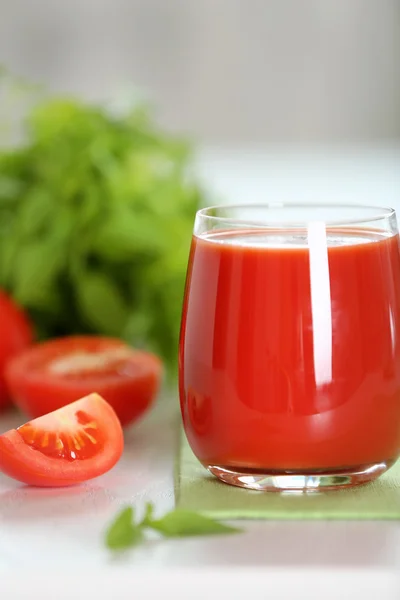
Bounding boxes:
0 394 124 487
0 290 34 411
5 336 163 426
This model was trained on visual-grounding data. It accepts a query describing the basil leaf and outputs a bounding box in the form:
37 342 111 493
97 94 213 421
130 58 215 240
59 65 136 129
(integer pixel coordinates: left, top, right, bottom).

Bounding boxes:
105 507 143 550
141 502 155 526
91 210 166 262
74 271 130 336
105 504 241 551
147 509 241 538
12 241 65 306
17 188 54 237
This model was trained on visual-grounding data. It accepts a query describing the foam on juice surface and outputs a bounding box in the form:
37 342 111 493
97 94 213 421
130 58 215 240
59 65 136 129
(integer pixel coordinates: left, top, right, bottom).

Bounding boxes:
199 228 391 248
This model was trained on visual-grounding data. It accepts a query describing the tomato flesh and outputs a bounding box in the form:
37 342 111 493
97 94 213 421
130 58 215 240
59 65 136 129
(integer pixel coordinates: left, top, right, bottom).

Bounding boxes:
0 393 124 487
18 409 104 461
5 336 163 426
48 346 135 379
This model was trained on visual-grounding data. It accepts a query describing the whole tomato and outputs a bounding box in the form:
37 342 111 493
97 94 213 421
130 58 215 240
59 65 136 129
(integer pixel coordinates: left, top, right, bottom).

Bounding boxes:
0 290 34 411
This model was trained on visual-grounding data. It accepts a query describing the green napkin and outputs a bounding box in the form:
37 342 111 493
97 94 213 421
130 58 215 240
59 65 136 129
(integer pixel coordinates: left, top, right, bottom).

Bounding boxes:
175 431 400 520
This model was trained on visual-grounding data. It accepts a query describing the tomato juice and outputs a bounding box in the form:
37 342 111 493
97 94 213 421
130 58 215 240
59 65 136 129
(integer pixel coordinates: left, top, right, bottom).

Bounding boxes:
179 227 400 475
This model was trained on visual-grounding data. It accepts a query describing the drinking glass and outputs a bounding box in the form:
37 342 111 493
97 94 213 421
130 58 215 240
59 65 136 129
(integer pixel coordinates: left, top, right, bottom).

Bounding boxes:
179 204 400 491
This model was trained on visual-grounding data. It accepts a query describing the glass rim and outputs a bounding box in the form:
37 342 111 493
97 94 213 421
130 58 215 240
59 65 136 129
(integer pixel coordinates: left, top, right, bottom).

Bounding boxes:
196 203 396 228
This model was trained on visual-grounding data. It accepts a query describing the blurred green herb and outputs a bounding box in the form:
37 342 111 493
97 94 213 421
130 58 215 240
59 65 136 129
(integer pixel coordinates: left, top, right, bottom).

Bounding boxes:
105 503 241 551
0 69 205 374
106 507 144 550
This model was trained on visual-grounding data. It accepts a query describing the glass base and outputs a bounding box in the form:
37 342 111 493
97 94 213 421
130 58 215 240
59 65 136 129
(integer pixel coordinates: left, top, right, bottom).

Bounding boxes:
206 459 395 492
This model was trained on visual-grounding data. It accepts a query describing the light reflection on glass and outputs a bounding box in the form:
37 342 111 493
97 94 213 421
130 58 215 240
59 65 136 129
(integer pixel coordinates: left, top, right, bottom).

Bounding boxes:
308 221 333 387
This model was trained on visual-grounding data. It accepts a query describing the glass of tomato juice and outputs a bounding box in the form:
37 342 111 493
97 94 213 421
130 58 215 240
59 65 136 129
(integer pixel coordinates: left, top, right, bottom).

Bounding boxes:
179 204 400 491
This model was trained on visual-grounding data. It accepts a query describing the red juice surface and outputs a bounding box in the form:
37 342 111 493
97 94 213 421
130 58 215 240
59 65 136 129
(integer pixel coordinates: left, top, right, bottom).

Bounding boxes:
179 228 400 471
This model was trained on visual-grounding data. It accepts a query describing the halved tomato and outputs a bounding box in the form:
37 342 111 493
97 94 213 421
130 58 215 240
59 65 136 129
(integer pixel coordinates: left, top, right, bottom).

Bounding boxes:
0 393 123 487
5 336 163 427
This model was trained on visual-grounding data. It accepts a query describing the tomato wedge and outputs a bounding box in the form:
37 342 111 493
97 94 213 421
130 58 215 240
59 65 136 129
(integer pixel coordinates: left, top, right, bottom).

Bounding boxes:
5 336 163 426
0 393 123 487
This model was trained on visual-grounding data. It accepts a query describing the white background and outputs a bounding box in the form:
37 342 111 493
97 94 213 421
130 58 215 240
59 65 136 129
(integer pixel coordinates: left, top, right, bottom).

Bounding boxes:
0 0 399 145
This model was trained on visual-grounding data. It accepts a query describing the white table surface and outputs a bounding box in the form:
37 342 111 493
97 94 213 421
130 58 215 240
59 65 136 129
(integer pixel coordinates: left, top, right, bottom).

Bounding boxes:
1 145 400 598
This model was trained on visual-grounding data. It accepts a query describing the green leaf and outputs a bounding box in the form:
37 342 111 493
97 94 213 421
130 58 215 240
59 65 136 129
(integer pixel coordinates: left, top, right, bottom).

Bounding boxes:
141 502 155 527
28 99 84 141
91 210 167 262
146 509 241 538
17 188 54 237
0 234 20 286
105 507 143 550
74 270 130 336
12 240 65 307
105 503 241 552
0 175 24 205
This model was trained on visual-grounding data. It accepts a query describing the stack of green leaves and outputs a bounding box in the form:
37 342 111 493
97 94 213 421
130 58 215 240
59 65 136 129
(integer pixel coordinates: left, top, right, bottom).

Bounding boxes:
0 72 205 374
